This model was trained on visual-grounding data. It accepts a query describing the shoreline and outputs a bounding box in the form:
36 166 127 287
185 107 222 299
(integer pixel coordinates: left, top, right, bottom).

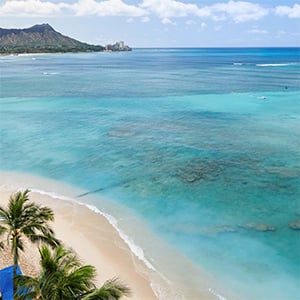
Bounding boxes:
0 171 231 300
0 172 157 300
0 49 131 57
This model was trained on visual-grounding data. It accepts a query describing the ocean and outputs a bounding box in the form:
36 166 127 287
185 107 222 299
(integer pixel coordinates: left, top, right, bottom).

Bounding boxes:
0 48 299 299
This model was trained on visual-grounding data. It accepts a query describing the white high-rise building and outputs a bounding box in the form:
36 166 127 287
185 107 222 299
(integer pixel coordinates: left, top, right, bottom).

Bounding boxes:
119 41 125 49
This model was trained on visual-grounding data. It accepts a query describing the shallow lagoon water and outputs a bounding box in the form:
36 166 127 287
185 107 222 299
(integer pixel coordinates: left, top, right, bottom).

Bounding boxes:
0 48 300 299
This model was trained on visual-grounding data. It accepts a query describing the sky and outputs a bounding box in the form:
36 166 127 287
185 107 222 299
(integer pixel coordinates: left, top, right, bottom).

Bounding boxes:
0 0 300 47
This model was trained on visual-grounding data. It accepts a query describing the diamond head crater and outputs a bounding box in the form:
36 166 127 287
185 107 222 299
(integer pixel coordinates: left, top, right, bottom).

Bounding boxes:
0 23 131 54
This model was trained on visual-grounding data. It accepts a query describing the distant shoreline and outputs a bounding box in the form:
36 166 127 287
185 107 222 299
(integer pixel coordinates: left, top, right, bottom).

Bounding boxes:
0 24 131 55
1 46 299 56
0 49 132 56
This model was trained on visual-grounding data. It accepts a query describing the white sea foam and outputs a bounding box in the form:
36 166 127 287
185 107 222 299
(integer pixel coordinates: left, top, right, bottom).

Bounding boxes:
150 281 184 300
29 188 196 299
16 187 157 272
209 288 228 300
29 188 75 202
17 53 48 56
1 183 175 298
256 63 296 67
233 62 299 67
27 188 184 299
1 183 228 300
258 95 267 100
43 72 59 75
84 203 157 271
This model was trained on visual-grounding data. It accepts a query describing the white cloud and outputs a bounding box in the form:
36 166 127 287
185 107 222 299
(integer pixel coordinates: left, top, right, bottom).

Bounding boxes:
71 0 146 17
0 0 67 16
200 22 207 29
275 4 300 18
140 0 210 19
198 21 207 32
248 29 268 34
161 17 176 25
140 0 268 23
209 1 268 23
0 0 274 22
0 0 147 17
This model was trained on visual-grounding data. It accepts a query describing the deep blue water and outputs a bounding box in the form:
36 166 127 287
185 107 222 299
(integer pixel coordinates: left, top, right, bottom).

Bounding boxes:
0 48 300 299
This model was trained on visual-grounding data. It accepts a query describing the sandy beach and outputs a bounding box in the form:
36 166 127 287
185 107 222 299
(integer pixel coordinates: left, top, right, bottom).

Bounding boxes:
0 171 229 300
0 172 158 300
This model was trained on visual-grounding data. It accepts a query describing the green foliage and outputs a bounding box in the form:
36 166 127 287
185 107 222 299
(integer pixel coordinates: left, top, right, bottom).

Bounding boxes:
0 24 105 54
15 245 131 300
1 189 131 299
82 278 131 300
0 189 59 288
15 245 92 299
0 44 105 54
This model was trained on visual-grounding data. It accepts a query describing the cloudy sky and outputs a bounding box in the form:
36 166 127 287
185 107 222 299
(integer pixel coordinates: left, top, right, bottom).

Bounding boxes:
0 0 299 47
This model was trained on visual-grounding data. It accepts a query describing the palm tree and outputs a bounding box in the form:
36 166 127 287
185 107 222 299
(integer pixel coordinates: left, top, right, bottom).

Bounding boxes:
15 245 131 300
80 278 132 300
0 189 59 291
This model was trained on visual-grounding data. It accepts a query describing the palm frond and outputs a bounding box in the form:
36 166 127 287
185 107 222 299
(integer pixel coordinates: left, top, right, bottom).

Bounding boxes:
65 264 96 291
14 274 39 300
0 188 58 297
0 206 11 225
83 277 131 300
2 191 131 300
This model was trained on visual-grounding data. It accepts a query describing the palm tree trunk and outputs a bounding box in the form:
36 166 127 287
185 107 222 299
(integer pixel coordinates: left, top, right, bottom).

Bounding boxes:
12 234 19 299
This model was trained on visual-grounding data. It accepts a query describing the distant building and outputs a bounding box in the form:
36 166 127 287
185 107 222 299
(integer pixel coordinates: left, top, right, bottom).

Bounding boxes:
118 41 125 49
105 41 131 52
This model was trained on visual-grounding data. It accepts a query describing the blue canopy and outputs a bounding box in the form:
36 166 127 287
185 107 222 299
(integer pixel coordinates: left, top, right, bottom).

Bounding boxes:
0 265 22 300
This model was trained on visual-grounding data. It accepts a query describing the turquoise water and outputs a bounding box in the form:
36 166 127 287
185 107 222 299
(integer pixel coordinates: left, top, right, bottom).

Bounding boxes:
0 48 300 299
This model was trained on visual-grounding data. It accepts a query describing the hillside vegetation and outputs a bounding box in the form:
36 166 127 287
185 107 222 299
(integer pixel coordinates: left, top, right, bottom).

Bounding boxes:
0 24 106 54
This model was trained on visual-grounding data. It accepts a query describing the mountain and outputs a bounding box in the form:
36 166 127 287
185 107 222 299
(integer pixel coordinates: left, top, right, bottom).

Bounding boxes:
0 24 106 54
